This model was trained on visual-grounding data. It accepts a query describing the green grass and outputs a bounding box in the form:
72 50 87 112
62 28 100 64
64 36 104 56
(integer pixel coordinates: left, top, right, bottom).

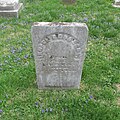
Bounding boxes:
0 0 120 119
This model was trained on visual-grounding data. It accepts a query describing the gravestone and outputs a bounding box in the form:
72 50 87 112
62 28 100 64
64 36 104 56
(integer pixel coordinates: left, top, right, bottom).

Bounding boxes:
32 22 88 89
62 0 76 5
0 0 23 18
113 0 120 7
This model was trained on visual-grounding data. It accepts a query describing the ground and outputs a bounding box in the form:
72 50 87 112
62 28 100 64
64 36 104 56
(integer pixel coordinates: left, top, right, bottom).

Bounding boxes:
0 0 120 119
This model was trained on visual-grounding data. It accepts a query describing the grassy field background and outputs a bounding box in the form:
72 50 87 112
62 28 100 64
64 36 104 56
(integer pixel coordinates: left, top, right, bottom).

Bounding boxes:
0 0 120 119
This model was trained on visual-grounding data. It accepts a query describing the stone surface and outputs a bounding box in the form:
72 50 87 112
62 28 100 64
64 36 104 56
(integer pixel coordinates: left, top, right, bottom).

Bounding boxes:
115 0 120 5
113 0 120 7
32 22 88 89
0 0 19 4
0 3 18 10
0 0 22 18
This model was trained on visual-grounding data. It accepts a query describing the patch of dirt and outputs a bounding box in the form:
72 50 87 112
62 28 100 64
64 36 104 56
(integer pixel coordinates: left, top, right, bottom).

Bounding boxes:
115 84 120 92
117 98 120 106
80 82 88 91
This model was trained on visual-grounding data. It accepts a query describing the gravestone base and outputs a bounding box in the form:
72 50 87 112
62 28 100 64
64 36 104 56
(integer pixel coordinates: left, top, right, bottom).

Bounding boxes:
32 22 88 89
113 4 120 8
113 1 120 8
0 3 23 18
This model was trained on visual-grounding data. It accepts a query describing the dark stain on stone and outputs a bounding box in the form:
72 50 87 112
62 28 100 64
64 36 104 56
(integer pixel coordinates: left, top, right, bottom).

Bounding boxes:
43 63 45 66
50 56 53 59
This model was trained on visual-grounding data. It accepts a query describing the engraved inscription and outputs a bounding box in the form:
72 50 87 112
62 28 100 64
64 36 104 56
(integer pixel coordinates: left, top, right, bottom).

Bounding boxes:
37 33 82 87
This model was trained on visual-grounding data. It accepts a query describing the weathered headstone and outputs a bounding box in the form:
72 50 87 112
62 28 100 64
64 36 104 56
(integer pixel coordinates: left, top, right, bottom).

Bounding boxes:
113 0 120 7
62 0 76 5
0 0 23 18
32 22 88 89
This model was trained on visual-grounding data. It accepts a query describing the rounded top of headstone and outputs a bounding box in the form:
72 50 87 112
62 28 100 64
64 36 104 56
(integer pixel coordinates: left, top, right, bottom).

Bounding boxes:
0 0 19 5
33 22 87 27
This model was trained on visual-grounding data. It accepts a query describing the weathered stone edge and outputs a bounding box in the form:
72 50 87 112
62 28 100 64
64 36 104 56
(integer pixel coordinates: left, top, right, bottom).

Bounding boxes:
32 22 88 28
0 3 23 18
112 3 120 8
